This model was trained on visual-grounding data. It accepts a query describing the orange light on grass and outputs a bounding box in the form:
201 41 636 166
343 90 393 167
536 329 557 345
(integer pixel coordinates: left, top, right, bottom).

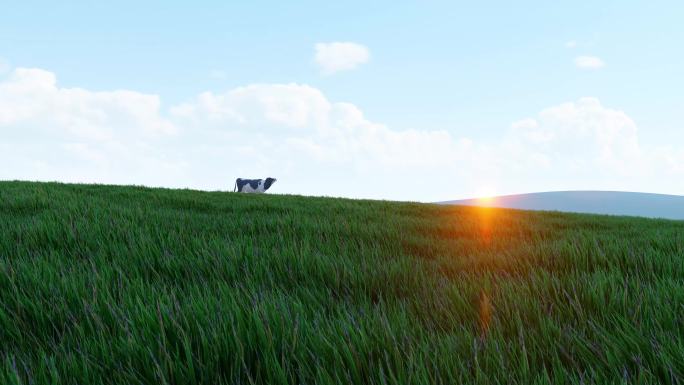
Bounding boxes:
478 290 492 337
474 192 497 244
477 205 495 244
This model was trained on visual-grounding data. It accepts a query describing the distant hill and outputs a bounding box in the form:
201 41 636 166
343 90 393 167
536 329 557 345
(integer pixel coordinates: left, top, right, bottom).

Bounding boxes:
442 191 684 220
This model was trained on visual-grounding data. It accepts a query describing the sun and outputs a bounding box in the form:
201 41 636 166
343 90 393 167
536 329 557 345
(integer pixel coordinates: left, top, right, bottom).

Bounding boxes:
477 195 496 206
473 186 498 206
475 189 498 207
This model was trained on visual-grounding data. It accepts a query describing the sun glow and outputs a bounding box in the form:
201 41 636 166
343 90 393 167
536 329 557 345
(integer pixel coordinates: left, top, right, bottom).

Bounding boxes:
474 186 498 207
473 191 498 244
476 204 495 244
477 195 497 207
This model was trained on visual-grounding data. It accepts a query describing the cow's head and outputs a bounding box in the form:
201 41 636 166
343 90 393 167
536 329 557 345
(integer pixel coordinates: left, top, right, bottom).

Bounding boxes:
264 177 277 190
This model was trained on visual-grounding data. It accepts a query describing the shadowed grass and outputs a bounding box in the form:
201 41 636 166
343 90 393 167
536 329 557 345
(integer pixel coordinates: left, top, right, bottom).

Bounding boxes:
1 181 683 384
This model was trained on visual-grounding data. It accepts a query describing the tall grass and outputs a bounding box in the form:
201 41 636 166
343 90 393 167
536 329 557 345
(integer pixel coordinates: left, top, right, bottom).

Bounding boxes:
1 181 683 384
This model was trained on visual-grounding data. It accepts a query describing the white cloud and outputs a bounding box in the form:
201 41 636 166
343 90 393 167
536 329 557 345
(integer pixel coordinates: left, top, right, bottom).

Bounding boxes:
0 68 176 138
509 97 644 175
0 68 182 187
565 40 577 48
575 55 605 69
314 42 370 74
172 84 332 130
2 67 684 201
171 83 461 169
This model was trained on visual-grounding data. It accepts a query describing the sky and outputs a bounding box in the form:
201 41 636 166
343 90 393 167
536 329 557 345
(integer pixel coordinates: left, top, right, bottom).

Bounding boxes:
1 0 683 202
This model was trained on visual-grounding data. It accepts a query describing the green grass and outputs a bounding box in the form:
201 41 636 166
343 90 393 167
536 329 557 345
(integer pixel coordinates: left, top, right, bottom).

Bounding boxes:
1 181 683 384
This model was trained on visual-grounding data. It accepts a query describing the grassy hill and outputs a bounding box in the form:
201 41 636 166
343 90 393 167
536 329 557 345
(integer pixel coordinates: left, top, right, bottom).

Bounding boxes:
1 181 683 384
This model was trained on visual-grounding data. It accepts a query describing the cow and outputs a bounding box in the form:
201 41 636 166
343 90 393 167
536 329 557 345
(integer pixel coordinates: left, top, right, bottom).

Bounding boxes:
234 177 277 193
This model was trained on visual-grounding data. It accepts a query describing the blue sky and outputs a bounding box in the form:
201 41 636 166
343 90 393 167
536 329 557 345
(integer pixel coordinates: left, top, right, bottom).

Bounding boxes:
1 1 683 201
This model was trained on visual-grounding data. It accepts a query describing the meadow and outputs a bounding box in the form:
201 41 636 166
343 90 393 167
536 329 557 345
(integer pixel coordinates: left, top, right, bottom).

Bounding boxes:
1 181 683 384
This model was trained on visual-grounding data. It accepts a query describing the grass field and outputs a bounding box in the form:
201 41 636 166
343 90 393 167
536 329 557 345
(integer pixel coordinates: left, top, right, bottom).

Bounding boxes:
1 181 683 384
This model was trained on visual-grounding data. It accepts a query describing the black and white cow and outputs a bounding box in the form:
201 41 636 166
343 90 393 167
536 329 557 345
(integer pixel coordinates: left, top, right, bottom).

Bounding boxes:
234 178 277 193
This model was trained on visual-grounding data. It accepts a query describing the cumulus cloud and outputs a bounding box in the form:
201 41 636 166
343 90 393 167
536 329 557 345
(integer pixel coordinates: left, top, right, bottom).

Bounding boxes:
2 66 684 201
314 42 370 74
0 68 176 138
172 84 333 130
509 98 644 175
0 68 182 187
170 83 464 170
575 55 605 69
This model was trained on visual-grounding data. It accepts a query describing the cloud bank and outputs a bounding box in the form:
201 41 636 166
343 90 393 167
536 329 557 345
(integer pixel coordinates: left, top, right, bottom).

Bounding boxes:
1 67 682 201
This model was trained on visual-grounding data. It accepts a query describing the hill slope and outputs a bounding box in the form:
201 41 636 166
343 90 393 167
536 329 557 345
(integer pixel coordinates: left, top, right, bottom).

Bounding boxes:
443 191 684 220
1 181 683 384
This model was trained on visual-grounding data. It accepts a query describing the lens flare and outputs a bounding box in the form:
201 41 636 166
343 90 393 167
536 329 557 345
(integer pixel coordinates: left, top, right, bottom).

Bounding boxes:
472 192 498 244
476 205 495 244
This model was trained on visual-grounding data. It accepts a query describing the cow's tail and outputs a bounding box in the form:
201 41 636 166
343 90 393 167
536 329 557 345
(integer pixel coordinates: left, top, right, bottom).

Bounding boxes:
233 179 238 192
